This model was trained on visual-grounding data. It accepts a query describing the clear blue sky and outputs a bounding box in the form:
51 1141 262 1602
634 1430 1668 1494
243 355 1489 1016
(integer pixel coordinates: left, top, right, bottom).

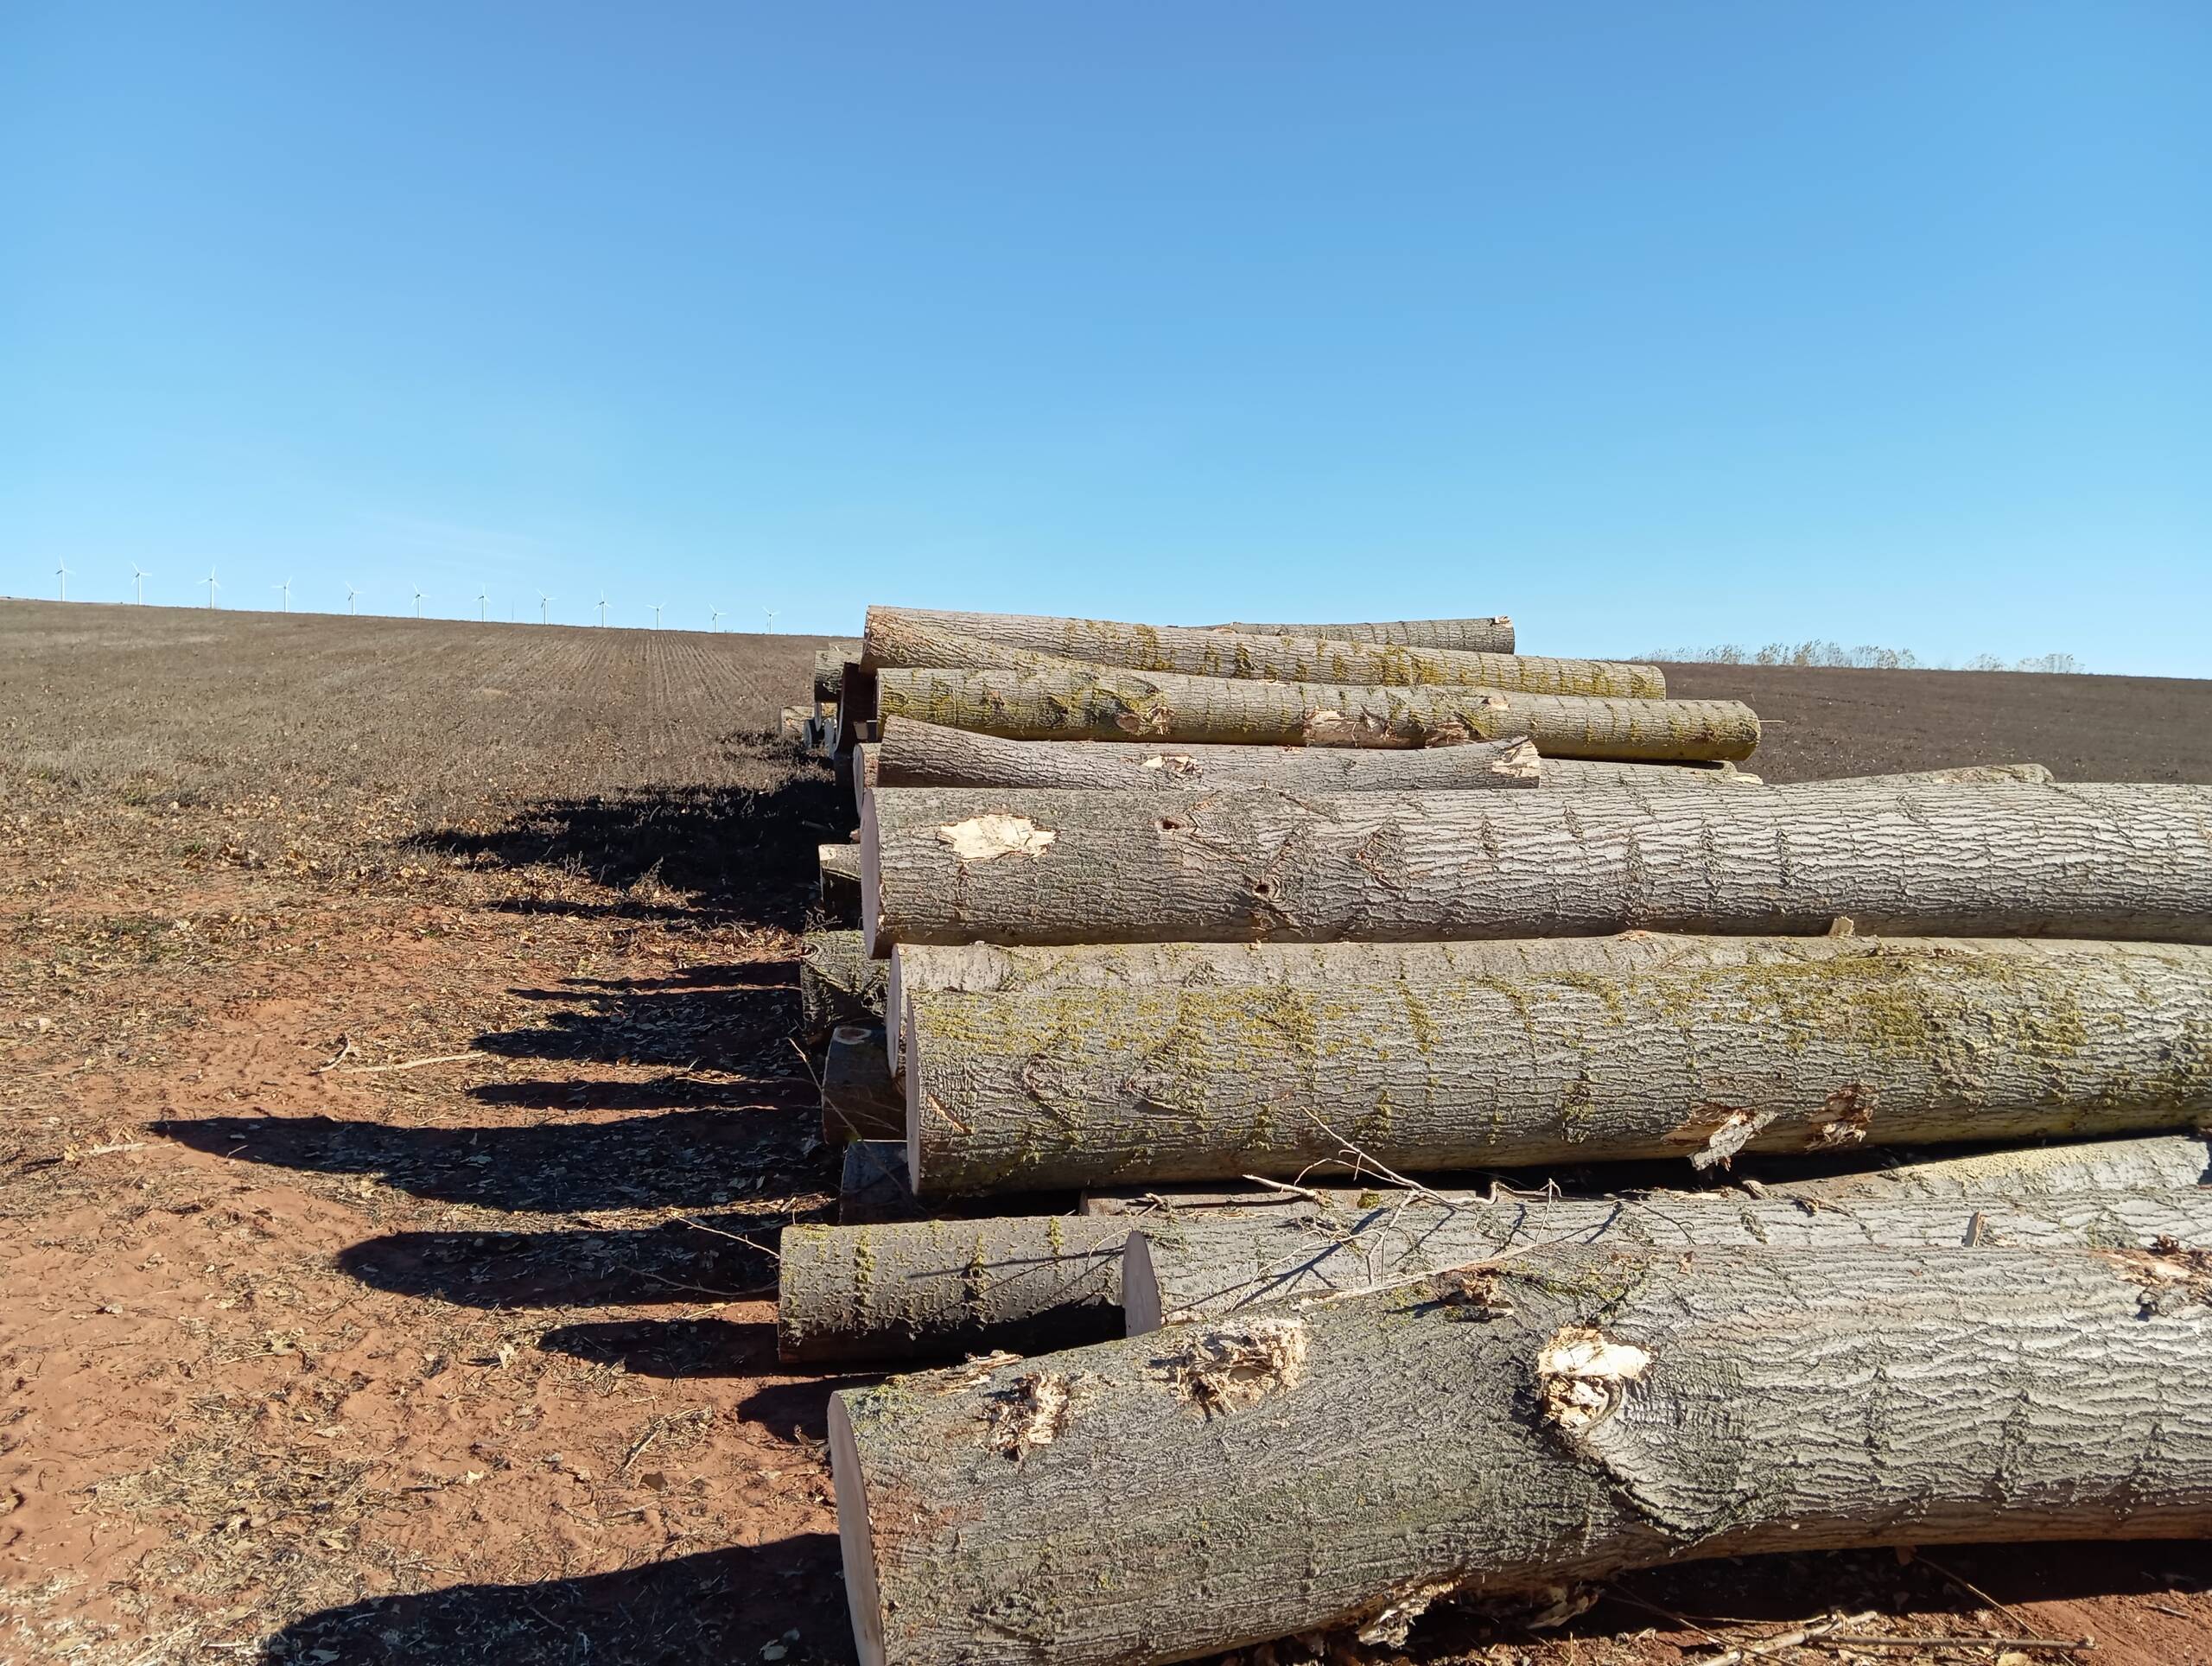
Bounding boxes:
4 3 2207 671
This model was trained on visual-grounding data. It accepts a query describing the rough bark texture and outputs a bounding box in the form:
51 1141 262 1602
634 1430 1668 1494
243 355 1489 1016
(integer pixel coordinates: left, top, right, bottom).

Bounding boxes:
904 943 2212 1193
802 930 887 1040
863 781 2212 952
819 841 861 925
1211 614 1515 653
1124 1188 2212 1329
1797 763 2055 788
779 1217 1127 1366
1541 757 1761 788
833 1243 2212 1666
876 717 1542 794
885 934 2126 1077
874 666 1760 760
1752 1130 2212 1199
823 1025 905 1144
855 742 880 813
815 649 854 705
842 1140 924 1226
864 608 1662 699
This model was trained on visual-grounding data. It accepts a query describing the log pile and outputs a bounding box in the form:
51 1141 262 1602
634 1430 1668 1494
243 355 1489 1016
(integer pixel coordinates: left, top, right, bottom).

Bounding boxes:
788 606 2212 1666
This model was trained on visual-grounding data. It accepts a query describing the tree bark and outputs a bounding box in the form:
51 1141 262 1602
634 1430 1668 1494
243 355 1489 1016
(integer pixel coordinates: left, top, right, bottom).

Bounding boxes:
854 742 881 813
1751 1129 2212 1199
861 781 2212 953
819 841 861 925
1123 1187 2212 1330
1541 757 1761 788
873 666 1760 760
903 943 2212 1193
877 717 1541 795
884 934 2122 1077
863 608 1661 699
832 1242 2212 1666
779 1216 1128 1366
1791 763 2055 787
815 649 852 705
802 930 887 1040
823 1024 905 1143
1209 614 1516 653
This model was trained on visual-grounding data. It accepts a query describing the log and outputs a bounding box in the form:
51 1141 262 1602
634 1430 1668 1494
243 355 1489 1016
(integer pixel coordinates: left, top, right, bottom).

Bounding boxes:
818 841 861 925
1541 757 1761 788
903 942 2212 1192
840 1139 923 1225
861 781 2212 951
822 1025 904 1144
874 665 1760 760
778 1216 1127 1366
1210 613 1515 653
876 717 1541 795
884 933 2125 1077
1122 1187 2212 1329
854 742 880 813
800 930 886 1040
779 704 809 741
1753 1129 2212 1199
863 607 1662 699
815 646 859 705
831 1242 2212 1666
1796 763 2055 787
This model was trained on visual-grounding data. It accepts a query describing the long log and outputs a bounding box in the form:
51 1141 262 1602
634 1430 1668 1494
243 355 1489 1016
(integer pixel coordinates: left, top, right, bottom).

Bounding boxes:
1541 756 1761 788
832 1242 2212 1666
903 943 2212 1193
1754 1129 2212 1199
1210 613 1515 653
863 607 1661 699
779 1216 1127 1366
874 666 1760 760
1799 762 2054 788
884 934 2129 1076
801 930 886 1040
861 781 2212 951
822 1025 904 1144
875 717 1541 795
1123 1188 2212 1329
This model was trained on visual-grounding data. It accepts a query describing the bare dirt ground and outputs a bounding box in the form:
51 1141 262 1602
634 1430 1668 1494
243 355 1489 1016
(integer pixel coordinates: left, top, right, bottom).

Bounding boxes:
3 601 2209 1666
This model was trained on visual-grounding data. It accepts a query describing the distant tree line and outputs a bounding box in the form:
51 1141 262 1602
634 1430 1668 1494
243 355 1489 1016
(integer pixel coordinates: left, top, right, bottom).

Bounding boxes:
1640 641 2084 674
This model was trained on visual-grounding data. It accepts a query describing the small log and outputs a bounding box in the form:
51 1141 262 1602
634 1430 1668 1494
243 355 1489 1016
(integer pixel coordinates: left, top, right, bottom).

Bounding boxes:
853 742 880 814
1123 1187 2212 1329
799 930 886 1040
903 942 2212 1192
832 1242 2212 1666
817 842 861 926
874 665 1760 760
861 781 2212 952
778 1216 1127 1366
1211 613 1515 653
839 1140 920 1225
884 934 2115 1076
822 1025 903 1144
875 718 1541 794
863 607 1660 698
1793 763 2055 787
779 704 809 741
814 646 859 705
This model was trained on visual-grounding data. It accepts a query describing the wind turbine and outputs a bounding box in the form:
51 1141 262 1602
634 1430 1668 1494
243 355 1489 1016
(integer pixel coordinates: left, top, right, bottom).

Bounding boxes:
538 591 552 625
412 586 424 619
709 606 723 630
597 593 608 627
55 560 70 601
203 567 220 608
130 563 148 605
273 577 291 613
651 603 662 630
762 608 779 633
477 584 488 620
346 583 359 614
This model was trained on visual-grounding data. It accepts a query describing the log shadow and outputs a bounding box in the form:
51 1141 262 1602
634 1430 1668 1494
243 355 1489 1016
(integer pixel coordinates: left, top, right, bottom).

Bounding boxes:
537 1316 769 1377
339 1221 780 1308
153 1110 821 1213
260 1534 853 1665
467 972 804 1076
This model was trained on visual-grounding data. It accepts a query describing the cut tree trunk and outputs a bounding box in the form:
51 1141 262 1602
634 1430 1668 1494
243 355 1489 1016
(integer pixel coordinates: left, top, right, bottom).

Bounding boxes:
822 1025 904 1144
863 608 1661 698
1123 1187 2212 1329
874 666 1759 760
1210 614 1515 653
1751 1129 2212 1199
814 649 851 705
1541 757 1761 787
1789 763 2055 787
876 717 1541 794
832 1242 2212 1666
779 1216 1127 1366
862 781 2212 952
779 705 809 741
902 942 2212 1192
854 742 880 813
801 930 886 1040
818 842 861 925
884 934 2126 1075
841 1140 923 1225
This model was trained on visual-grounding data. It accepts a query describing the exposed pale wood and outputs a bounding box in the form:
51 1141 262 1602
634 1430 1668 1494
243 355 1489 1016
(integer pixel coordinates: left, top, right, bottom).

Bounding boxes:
862 782 2212 953
1795 763 2055 787
876 717 1541 795
833 1242 2212 1666
863 607 1659 698
854 742 880 813
778 1216 1126 1366
874 665 1760 760
800 930 886 1040
1123 1188 2212 1329
903 942 2212 1193
821 1024 903 1144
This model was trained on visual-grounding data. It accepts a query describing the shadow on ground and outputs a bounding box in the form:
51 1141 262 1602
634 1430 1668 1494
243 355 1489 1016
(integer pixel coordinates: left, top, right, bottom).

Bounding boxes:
337 1219 784 1307
261 1534 854 1665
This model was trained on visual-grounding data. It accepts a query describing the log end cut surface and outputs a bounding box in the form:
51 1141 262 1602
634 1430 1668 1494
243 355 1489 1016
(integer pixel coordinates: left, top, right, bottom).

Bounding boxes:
829 1395 889 1666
